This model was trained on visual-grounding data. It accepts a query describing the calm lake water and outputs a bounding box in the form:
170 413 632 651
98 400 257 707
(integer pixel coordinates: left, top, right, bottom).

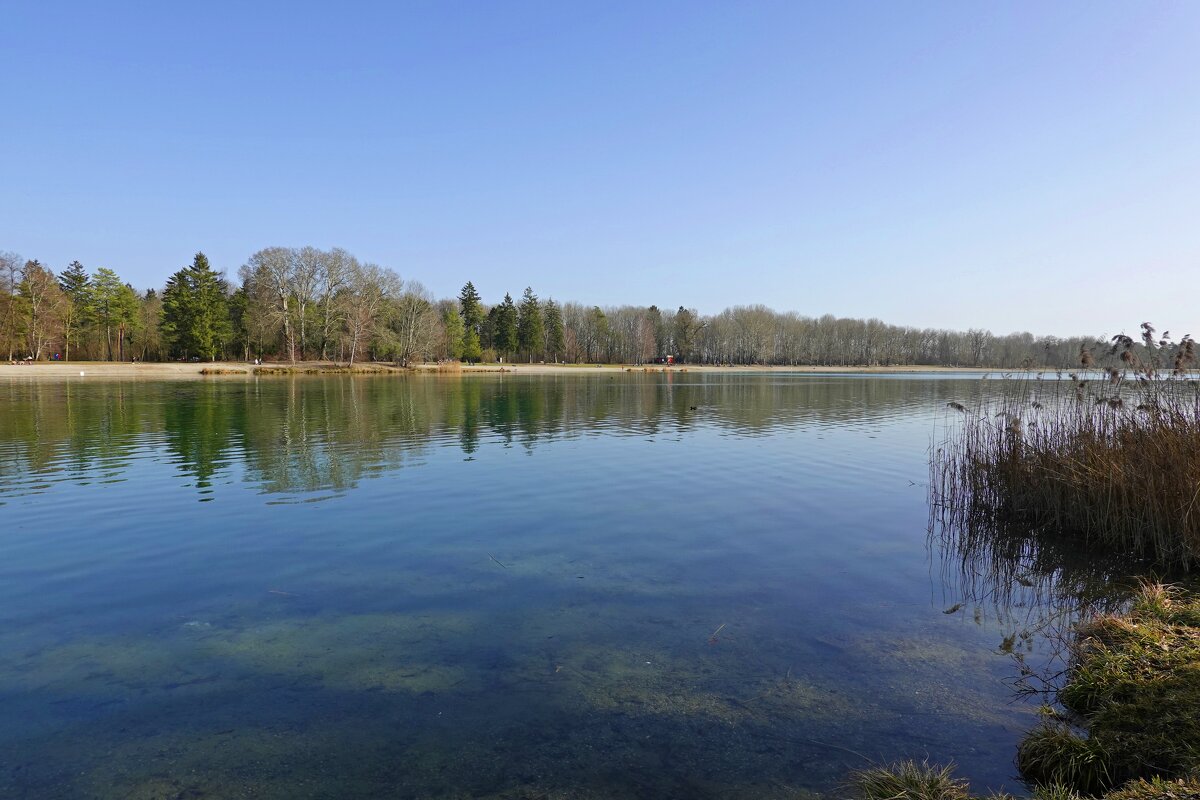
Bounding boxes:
0 373 1059 799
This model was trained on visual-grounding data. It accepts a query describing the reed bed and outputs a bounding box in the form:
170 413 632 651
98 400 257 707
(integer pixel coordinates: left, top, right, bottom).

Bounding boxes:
932 330 1200 569
326 365 393 374
252 364 394 375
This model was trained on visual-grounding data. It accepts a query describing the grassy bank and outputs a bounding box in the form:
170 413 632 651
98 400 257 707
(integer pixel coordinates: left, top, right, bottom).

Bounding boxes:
851 582 1200 800
1017 582 1200 796
852 761 1200 800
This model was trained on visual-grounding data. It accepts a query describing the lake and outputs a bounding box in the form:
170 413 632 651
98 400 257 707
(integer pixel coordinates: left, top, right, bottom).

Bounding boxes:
0 373 1057 799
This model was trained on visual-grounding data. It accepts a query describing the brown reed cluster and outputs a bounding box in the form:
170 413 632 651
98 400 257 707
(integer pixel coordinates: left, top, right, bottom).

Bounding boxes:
1108 323 1196 377
932 326 1200 570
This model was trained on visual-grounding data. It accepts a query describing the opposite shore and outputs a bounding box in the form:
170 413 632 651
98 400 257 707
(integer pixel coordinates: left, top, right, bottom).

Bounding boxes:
0 361 999 380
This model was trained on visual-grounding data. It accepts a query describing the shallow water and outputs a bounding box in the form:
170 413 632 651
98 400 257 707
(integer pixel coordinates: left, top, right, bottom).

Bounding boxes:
0 373 1054 798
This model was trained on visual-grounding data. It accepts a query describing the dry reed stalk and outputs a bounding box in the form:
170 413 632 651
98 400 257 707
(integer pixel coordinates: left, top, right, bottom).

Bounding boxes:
932 360 1200 569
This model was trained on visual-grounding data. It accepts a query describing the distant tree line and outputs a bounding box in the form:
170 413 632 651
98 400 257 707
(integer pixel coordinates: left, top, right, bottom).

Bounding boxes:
0 247 442 366
0 246 1162 369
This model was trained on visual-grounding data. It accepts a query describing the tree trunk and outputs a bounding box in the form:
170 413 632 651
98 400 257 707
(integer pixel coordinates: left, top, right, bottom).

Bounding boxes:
298 300 307 359
280 296 295 363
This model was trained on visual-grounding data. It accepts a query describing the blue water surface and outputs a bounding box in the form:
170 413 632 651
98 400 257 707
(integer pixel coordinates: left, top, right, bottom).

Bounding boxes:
0 373 1044 799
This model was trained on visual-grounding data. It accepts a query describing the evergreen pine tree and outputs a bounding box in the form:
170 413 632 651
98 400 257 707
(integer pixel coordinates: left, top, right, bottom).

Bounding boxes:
674 306 699 363
495 292 518 359
191 255 232 360
57 260 91 361
459 281 483 328
160 270 191 356
517 287 544 362
543 299 565 363
647 305 664 356
484 305 501 353
462 327 482 363
161 253 231 361
458 281 483 362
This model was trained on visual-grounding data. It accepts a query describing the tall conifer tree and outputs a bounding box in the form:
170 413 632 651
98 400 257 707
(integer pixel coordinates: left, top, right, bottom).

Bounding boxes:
495 292 518 359
543 299 565 363
57 260 91 361
517 287 544 362
458 281 483 362
161 252 231 361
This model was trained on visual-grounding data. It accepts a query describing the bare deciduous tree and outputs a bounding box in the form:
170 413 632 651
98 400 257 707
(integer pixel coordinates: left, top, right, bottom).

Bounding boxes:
389 281 439 367
0 251 25 361
242 247 296 362
318 247 351 359
20 261 68 360
343 262 400 366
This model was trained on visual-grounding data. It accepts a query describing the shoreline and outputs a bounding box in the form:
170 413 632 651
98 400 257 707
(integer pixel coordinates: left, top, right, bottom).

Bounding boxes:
0 361 1003 380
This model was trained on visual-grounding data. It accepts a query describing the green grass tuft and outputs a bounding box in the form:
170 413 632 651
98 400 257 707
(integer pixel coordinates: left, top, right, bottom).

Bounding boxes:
1018 724 1112 796
1018 583 1200 795
1031 785 1086 800
1103 777 1200 800
851 760 969 800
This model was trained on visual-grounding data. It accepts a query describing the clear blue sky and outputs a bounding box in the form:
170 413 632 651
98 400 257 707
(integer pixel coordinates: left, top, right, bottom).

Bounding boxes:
2 1 1197 337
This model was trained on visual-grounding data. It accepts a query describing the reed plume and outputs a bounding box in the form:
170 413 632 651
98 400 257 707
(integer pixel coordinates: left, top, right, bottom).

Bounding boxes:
932 328 1200 569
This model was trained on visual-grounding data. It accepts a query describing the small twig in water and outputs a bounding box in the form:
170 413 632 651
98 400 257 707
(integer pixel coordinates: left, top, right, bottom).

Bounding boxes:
747 730 873 764
488 553 509 569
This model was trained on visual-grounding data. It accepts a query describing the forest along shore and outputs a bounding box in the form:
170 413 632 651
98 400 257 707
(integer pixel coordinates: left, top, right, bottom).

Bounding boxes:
0 361 996 380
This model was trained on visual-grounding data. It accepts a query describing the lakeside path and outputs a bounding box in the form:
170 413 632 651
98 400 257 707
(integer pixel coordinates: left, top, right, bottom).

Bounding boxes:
0 361 997 380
